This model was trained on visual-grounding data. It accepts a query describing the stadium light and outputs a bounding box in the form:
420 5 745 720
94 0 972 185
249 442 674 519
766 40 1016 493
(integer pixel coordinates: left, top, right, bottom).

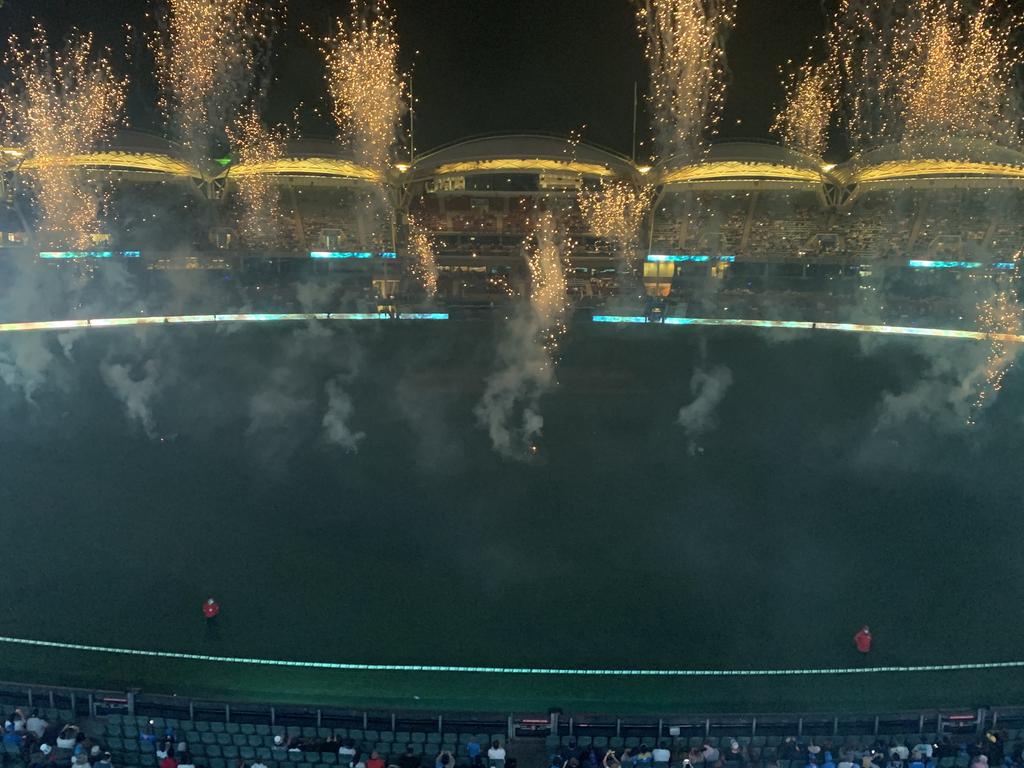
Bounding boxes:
636 165 652 174
394 163 410 172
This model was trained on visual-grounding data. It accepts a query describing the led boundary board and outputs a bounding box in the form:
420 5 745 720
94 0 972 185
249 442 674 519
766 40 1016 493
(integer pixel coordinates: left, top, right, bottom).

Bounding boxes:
907 260 1018 270
39 250 141 259
309 251 398 259
646 254 736 263
590 315 1024 344
0 312 449 334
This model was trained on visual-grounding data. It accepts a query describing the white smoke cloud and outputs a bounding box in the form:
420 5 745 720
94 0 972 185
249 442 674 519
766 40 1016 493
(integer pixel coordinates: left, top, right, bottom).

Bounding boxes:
100 358 163 437
677 365 733 453
321 375 364 452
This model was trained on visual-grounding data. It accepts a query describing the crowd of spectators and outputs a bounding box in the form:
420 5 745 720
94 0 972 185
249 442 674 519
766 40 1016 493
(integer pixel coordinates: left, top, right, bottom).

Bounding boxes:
548 732 1024 768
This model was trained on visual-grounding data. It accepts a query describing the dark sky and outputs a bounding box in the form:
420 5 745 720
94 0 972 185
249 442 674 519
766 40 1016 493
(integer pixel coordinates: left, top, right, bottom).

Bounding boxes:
3 0 827 156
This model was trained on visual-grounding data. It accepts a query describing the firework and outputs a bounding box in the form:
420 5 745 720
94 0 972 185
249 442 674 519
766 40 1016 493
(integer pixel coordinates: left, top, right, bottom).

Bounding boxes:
578 179 653 268
527 211 571 355
827 0 1021 154
323 0 406 174
968 251 1022 425
405 213 438 297
773 59 836 158
0 27 127 248
225 106 284 247
151 0 270 160
635 0 737 162
898 0 1019 151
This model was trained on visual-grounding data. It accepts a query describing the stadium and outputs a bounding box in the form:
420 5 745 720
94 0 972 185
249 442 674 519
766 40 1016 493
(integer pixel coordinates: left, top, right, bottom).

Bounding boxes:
1 1 1024 768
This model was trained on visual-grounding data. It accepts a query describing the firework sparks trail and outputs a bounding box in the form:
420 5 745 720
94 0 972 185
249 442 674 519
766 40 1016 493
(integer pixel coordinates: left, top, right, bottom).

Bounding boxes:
968 251 1023 425
773 60 835 158
405 213 438 297
635 0 737 162
827 0 1021 153
323 0 406 175
0 27 127 249
579 180 654 271
151 0 269 160
475 212 570 459
225 107 284 247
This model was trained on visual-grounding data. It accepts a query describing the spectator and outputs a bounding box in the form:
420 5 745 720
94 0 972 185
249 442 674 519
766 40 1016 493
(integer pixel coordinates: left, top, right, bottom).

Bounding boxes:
780 740 803 761
653 745 672 765
620 749 635 768
339 739 357 761
4 723 24 748
726 741 745 765
96 754 114 768
56 726 79 750
436 751 455 768
367 751 386 768
399 746 420 768
489 742 507 763
604 751 622 768
839 754 858 768
890 746 910 762
157 742 172 760
468 739 483 766
824 752 837 768
352 752 366 768
160 748 179 768
25 712 47 740
702 743 721 764
178 755 196 768
74 753 91 768
8 710 26 732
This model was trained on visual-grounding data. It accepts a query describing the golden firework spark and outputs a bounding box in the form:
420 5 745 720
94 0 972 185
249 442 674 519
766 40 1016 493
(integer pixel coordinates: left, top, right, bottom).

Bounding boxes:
968 251 1022 425
635 0 737 162
898 0 1019 152
578 179 653 268
527 211 571 357
773 59 835 158
827 0 1021 153
405 213 438 296
225 106 284 247
151 0 269 159
0 26 127 248
323 0 406 174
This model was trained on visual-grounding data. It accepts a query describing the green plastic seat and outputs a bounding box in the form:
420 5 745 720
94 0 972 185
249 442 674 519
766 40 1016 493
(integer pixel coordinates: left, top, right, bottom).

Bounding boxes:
223 746 240 759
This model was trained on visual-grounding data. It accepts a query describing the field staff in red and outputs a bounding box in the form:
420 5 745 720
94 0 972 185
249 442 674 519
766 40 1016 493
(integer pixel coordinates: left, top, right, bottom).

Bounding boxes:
854 625 872 653
203 598 220 620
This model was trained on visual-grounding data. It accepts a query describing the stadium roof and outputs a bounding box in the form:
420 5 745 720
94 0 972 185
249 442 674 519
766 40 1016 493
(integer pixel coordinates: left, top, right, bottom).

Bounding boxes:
13 130 207 181
834 138 1024 186
220 139 382 183
658 142 828 187
408 134 635 181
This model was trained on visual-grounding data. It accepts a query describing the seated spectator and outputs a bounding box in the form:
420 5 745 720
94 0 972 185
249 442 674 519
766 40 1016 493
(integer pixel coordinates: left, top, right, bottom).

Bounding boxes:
912 746 934 760
467 739 482 765
367 751 386 768
838 753 857 768
823 753 836 768
25 712 48 740
653 745 671 766
56 726 79 750
780 740 803 761
352 753 366 768
4 723 24 747
96 754 114 768
140 724 157 744
177 755 196 768
726 742 745 765
29 743 55 768
398 746 419 768
273 736 285 748
489 742 507 764
702 744 721 764
890 747 910 762
320 735 340 754
160 749 179 768
74 753 91 768
7 710 26 732
635 747 653 768
436 751 455 768
157 742 172 760
604 751 621 768
339 739 358 760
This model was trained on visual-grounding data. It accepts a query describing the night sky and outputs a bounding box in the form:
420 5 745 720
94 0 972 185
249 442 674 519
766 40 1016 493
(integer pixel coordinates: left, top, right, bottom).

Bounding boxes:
2 0 827 156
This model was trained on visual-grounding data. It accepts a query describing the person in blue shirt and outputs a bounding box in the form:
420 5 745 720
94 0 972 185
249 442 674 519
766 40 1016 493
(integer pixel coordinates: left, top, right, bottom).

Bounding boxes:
467 740 482 767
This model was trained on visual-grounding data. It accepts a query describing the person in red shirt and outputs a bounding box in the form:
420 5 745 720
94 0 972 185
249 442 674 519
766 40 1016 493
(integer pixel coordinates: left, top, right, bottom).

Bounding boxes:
366 751 386 768
160 753 179 768
202 598 220 620
854 625 872 654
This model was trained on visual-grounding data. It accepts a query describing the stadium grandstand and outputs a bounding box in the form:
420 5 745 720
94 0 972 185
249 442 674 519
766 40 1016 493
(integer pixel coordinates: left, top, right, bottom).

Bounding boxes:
2 130 1023 322
2 681 1024 768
